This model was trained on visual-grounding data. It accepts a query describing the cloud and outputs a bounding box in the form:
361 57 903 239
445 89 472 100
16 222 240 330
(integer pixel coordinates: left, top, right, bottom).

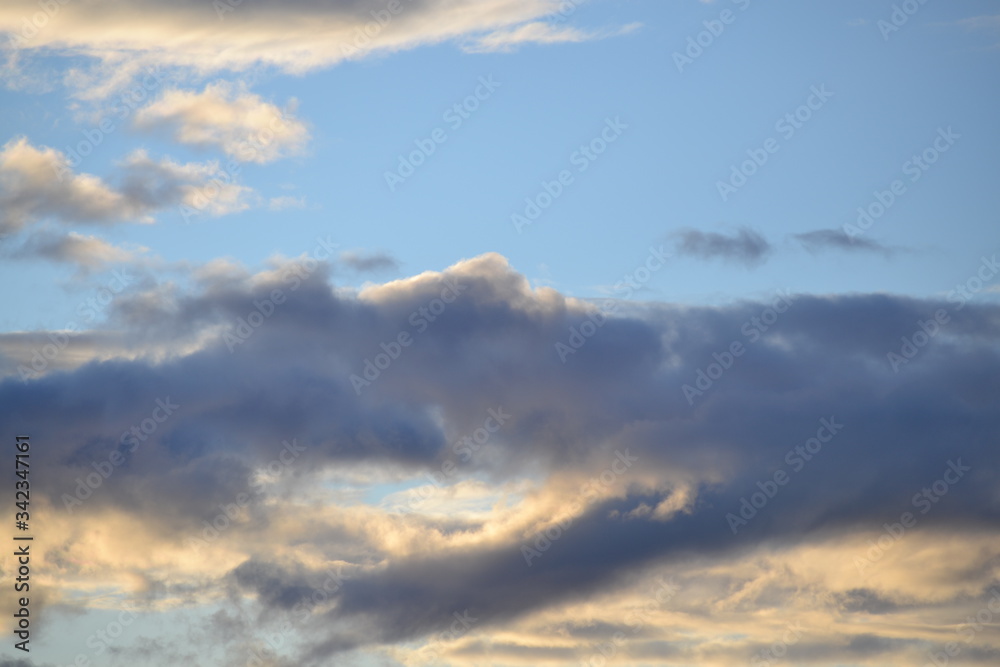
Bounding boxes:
1 252 999 664
463 21 641 53
0 138 252 233
339 249 399 273
793 228 897 256
0 0 635 95
955 14 1000 31
671 226 773 267
268 195 306 211
0 137 148 234
5 231 144 271
134 82 309 163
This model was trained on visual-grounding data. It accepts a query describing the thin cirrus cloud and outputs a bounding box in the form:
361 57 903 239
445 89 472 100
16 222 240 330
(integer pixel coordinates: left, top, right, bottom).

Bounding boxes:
0 253 998 665
267 195 307 211
133 82 310 164
463 21 642 53
793 228 898 257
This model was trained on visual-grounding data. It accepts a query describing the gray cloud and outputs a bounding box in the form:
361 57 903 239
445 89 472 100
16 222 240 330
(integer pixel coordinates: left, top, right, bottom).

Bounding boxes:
671 226 773 267
794 228 897 256
338 250 400 273
4 230 142 271
2 253 999 663
0 137 250 234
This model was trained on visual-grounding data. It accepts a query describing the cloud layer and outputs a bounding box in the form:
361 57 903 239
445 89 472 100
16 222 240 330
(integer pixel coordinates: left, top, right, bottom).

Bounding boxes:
2 252 998 665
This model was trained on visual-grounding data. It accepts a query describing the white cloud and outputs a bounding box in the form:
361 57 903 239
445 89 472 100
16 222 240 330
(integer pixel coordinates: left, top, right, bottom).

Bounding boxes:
134 82 309 163
0 0 635 96
0 137 149 234
464 21 641 53
268 195 307 211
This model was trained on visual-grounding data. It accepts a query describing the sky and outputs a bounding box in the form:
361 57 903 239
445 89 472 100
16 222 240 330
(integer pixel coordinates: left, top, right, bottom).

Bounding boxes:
0 0 999 666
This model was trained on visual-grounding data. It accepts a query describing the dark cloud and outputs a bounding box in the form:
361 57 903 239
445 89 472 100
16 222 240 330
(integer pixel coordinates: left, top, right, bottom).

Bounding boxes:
671 226 772 267
794 228 897 256
2 230 139 271
338 250 400 273
2 253 999 661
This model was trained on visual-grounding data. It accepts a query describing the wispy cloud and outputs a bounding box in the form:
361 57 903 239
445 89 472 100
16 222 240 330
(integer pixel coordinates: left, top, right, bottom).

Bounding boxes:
464 21 641 53
793 228 898 257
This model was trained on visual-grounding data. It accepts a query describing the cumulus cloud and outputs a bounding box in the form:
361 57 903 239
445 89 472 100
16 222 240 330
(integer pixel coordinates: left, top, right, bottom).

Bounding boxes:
671 226 773 267
0 137 149 234
1 252 999 665
134 82 309 163
118 148 253 217
0 137 252 233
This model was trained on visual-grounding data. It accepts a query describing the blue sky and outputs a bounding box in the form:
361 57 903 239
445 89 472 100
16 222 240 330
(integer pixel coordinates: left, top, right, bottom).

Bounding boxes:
2 1 1000 666
2 0 998 334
